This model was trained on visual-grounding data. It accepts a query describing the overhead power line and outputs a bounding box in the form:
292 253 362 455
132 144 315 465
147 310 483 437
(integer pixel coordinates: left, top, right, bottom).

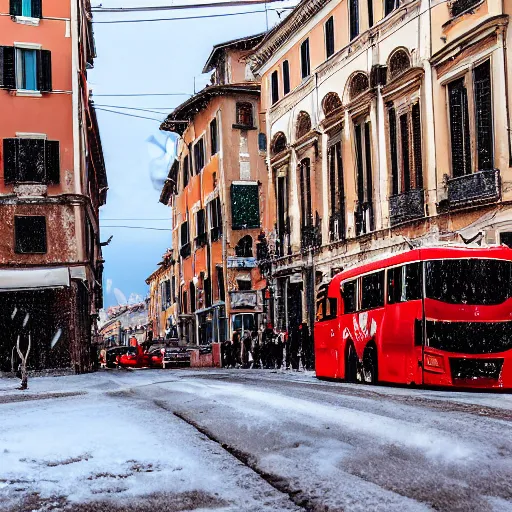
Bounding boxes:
94 93 191 97
91 0 290 13
95 107 165 122
95 104 176 114
93 6 293 23
101 218 172 221
102 225 173 231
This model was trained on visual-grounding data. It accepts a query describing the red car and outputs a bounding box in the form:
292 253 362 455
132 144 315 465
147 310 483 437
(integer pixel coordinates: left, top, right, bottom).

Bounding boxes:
118 345 150 368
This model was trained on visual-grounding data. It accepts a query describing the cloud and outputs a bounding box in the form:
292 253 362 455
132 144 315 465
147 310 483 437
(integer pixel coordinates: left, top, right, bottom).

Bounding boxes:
113 288 127 305
106 278 113 294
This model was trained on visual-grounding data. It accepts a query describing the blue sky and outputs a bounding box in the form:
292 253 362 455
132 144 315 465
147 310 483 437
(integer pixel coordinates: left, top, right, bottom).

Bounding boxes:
90 0 296 308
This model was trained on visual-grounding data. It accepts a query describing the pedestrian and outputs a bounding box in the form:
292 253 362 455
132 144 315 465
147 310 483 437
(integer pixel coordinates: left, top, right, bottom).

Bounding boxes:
263 324 274 368
274 330 285 369
232 329 242 368
300 323 313 370
242 330 252 368
252 329 261 369
290 324 301 370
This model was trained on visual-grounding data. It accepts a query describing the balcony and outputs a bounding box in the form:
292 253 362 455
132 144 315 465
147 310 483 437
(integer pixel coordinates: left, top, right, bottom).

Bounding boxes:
448 169 500 209
301 223 322 251
450 0 481 17
389 189 425 226
180 242 191 259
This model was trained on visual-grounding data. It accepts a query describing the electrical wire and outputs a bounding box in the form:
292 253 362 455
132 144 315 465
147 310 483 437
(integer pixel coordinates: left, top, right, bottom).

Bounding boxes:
95 104 176 114
93 93 191 97
91 0 290 13
101 225 173 231
93 6 293 24
95 107 165 122
101 218 172 221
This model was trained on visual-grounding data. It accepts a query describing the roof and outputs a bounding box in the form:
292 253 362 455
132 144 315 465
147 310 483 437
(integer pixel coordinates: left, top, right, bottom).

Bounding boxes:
160 83 260 134
202 33 265 74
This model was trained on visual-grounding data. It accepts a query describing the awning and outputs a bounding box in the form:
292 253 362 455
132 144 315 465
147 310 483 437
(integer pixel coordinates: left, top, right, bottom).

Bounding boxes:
0 267 71 291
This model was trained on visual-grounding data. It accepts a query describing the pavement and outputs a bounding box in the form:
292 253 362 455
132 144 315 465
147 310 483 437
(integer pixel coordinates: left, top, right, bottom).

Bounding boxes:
0 369 511 512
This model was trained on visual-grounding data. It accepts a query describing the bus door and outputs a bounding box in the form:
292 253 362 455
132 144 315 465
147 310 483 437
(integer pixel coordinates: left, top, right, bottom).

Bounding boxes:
382 263 423 385
314 286 340 378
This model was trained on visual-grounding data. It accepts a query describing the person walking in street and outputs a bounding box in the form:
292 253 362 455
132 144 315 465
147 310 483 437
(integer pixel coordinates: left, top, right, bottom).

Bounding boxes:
242 330 252 368
290 324 301 371
274 330 285 369
251 329 260 369
232 329 242 368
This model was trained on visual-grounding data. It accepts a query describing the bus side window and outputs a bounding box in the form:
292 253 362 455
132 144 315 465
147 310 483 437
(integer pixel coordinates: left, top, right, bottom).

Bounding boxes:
325 298 337 319
341 281 357 314
316 297 326 321
405 262 422 301
361 271 385 310
387 266 403 304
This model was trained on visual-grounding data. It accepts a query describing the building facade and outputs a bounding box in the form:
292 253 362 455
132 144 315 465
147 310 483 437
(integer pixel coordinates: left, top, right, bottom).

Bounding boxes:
0 0 107 372
249 0 512 336
159 35 268 345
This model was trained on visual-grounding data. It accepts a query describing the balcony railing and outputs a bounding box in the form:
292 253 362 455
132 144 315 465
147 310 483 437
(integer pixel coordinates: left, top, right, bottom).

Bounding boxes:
448 169 500 209
389 189 425 226
450 0 480 17
180 242 191 259
301 223 322 251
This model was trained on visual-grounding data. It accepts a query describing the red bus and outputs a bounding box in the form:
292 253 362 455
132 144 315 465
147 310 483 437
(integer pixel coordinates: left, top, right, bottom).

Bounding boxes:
314 245 512 389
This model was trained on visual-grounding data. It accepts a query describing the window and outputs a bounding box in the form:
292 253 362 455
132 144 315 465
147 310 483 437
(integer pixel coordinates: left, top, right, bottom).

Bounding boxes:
182 291 188 314
235 235 253 257
300 39 310 79
500 232 512 248
235 102 254 128
299 158 313 245
316 285 338 321
354 119 374 235
448 60 493 177
208 197 222 241
190 281 196 313
182 155 189 188
258 133 267 152
388 49 411 81
322 92 342 117
387 263 422 304
3 138 60 184
325 17 335 59
341 280 357 314
349 72 369 100
210 118 218 156
283 60 290 95
349 0 359 40
231 183 260 230
171 275 176 304
296 111 312 140
15 215 47 254
217 265 225 301
385 0 399 16
6 47 52 92
328 136 345 241
271 132 287 155
271 70 279 105
388 102 423 195
10 0 42 18
367 0 374 28
361 271 385 310
237 279 252 291
180 220 190 258
193 138 205 174
195 209 206 247
450 0 480 17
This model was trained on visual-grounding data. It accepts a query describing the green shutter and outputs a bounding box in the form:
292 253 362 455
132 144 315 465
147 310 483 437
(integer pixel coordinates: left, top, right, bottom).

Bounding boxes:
0 46 16 89
231 184 260 230
3 138 18 184
10 0 22 16
45 140 60 184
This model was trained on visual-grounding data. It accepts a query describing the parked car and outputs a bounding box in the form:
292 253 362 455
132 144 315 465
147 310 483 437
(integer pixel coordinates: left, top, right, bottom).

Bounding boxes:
105 346 131 368
118 345 151 368
150 347 191 368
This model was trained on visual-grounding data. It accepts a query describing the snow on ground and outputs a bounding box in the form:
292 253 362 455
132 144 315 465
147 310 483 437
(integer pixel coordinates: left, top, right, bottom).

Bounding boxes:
1 369 512 511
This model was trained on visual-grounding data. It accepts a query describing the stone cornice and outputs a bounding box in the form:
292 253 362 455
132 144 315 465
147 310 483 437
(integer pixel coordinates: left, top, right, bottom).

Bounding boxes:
269 75 315 127
249 0 331 74
381 67 425 103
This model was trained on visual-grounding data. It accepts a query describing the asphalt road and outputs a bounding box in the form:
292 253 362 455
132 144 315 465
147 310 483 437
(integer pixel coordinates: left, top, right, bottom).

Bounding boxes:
1 369 512 512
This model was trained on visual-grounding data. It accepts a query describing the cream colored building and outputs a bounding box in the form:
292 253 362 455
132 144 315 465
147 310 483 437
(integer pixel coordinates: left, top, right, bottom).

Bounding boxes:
249 0 512 332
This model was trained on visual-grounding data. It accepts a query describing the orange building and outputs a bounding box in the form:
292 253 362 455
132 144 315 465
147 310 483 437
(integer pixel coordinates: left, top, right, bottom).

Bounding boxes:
0 0 107 372
159 35 268 344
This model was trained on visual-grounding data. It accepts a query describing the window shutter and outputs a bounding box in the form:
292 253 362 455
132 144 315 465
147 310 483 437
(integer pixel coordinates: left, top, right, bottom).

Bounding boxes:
45 140 60 184
349 0 359 40
399 113 411 192
325 17 335 58
354 123 365 204
3 138 18 184
412 103 423 188
283 61 290 95
473 60 494 171
10 0 22 16
388 107 399 195
448 78 472 177
18 138 45 182
364 122 373 205
0 46 16 89
385 0 397 15
37 50 52 92
31 0 42 18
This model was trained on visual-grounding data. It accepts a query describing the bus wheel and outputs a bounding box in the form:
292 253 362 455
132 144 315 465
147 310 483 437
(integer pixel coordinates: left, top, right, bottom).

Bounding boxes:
362 345 378 385
345 343 358 383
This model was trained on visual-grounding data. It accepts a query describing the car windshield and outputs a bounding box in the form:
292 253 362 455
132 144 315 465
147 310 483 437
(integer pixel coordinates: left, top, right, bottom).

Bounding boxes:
425 258 512 305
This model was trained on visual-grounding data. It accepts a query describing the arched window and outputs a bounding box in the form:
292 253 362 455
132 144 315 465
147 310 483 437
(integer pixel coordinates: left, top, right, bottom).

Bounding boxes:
388 49 411 81
236 102 254 128
296 111 312 139
322 92 342 117
271 132 287 155
235 235 253 257
349 72 369 100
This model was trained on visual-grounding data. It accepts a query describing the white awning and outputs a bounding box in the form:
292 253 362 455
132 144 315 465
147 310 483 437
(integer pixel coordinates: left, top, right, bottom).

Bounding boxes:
0 268 71 291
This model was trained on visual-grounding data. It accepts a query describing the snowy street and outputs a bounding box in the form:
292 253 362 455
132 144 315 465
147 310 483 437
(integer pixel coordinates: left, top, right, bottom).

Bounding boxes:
1 370 512 512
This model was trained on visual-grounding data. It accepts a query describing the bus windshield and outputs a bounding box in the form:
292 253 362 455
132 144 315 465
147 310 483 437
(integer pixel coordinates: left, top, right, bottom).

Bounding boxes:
425 259 512 305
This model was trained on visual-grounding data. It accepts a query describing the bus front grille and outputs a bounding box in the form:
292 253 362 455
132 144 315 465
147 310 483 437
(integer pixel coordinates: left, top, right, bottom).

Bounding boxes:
449 358 503 381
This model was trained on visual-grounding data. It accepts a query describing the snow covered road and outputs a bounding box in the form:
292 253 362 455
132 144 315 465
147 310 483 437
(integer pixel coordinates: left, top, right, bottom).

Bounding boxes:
1 369 511 511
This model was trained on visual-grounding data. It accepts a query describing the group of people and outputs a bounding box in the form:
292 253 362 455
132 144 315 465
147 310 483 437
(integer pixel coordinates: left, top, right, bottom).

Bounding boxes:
222 323 314 371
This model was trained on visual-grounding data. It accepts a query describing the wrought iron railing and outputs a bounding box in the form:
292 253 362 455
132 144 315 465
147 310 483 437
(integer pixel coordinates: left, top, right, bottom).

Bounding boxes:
389 188 425 226
448 169 500 208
